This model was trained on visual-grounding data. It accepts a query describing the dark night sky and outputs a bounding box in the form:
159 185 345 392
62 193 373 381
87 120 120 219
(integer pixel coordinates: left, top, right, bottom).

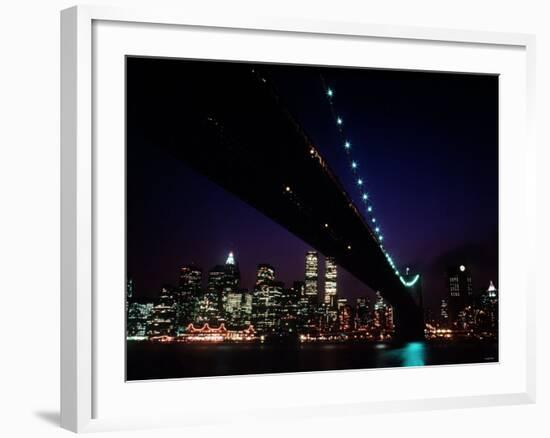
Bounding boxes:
127 58 498 311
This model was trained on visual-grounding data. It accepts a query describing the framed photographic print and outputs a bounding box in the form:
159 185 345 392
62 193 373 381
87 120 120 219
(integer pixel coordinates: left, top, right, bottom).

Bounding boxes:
61 5 536 433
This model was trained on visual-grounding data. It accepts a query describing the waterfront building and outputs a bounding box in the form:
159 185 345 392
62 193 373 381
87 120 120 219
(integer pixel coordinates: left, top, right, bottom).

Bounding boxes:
252 280 283 334
373 292 394 338
224 290 244 327
127 302 153 339
355 297 371 329
337 298 353 332
240 292 253 325
148 286 177 338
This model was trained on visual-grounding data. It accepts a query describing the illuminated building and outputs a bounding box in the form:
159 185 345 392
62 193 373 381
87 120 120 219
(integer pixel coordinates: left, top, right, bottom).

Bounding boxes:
336 298 352 332
127 278 134 300
179 265 202 295
279 286 300 335
126 278 134 312
476 280 498 336
252 265 283 333
176 265 202 329
224 291 243 327
304 251 318 300
301 251 319 332
148 286 177 338
440 299 449 327
240 292 253 325
294 280 312 331
223 251 240 294
256 264 275 286
201 253 241 324
197 265 224 324
447 265 473 326
324 256 337 306
373 292 394 338
127 302 153 340
355 297 371 328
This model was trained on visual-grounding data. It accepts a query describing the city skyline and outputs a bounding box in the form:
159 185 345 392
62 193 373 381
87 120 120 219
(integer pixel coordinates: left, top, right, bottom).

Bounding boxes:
127 248 498 344
127 58 498 312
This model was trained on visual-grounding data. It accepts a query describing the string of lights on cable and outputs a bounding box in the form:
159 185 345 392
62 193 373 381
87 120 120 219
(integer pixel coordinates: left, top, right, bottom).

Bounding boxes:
321 78 419 288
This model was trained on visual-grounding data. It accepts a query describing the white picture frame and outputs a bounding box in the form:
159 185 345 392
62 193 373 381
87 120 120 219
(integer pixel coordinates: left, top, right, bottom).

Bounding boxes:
60 4 536 433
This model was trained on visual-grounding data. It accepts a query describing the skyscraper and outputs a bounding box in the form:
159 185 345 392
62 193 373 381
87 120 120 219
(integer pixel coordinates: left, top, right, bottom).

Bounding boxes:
324 256 337 306
223 251 240 294
148 286 177 338
447 264 473 326
256 263 275 286
179 265 202 295
477 280 498 335
202 252 241 324
305 251 318 300
355 297 371 328
252 280 283 334
202 265 225 323
176 265 202 329
373 292 394 338
127 302 153 339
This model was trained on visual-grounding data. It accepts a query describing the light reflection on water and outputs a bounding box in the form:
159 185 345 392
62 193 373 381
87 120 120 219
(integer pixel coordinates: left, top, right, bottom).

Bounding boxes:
380 342 427 367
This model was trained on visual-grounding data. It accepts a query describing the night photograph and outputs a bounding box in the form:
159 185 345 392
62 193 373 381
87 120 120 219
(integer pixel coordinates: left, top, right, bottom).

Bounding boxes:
125 56 499 381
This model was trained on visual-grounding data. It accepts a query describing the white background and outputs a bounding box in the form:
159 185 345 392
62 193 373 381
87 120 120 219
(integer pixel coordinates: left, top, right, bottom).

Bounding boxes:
0 0 547 437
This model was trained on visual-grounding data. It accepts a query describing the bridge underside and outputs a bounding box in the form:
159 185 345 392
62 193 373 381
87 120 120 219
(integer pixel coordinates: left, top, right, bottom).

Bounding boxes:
127 57 424 341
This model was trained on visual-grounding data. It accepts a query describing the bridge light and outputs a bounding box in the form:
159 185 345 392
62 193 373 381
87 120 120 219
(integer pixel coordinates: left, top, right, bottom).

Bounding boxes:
327 88 333 97
337 117 343 125
371 217 376 223
375 227 380 233
362 193 368 201
395 270 400 275
357 179 363 186
367 205 372 212
351 161 357 169
344 141 351 149
379 235 384 241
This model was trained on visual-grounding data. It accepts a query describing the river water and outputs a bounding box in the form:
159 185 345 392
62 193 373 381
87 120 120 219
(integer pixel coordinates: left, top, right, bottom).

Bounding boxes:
126 340 498 381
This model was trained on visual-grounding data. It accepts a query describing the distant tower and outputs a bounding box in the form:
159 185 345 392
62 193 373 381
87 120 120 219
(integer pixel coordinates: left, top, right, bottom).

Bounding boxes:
447 264 473 326
223 251 240 293
305 251 318 300
324 256 337 306
478 280 498 335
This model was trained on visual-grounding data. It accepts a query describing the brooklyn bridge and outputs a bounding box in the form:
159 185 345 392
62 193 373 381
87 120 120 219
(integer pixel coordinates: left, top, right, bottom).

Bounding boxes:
128 58 424 341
